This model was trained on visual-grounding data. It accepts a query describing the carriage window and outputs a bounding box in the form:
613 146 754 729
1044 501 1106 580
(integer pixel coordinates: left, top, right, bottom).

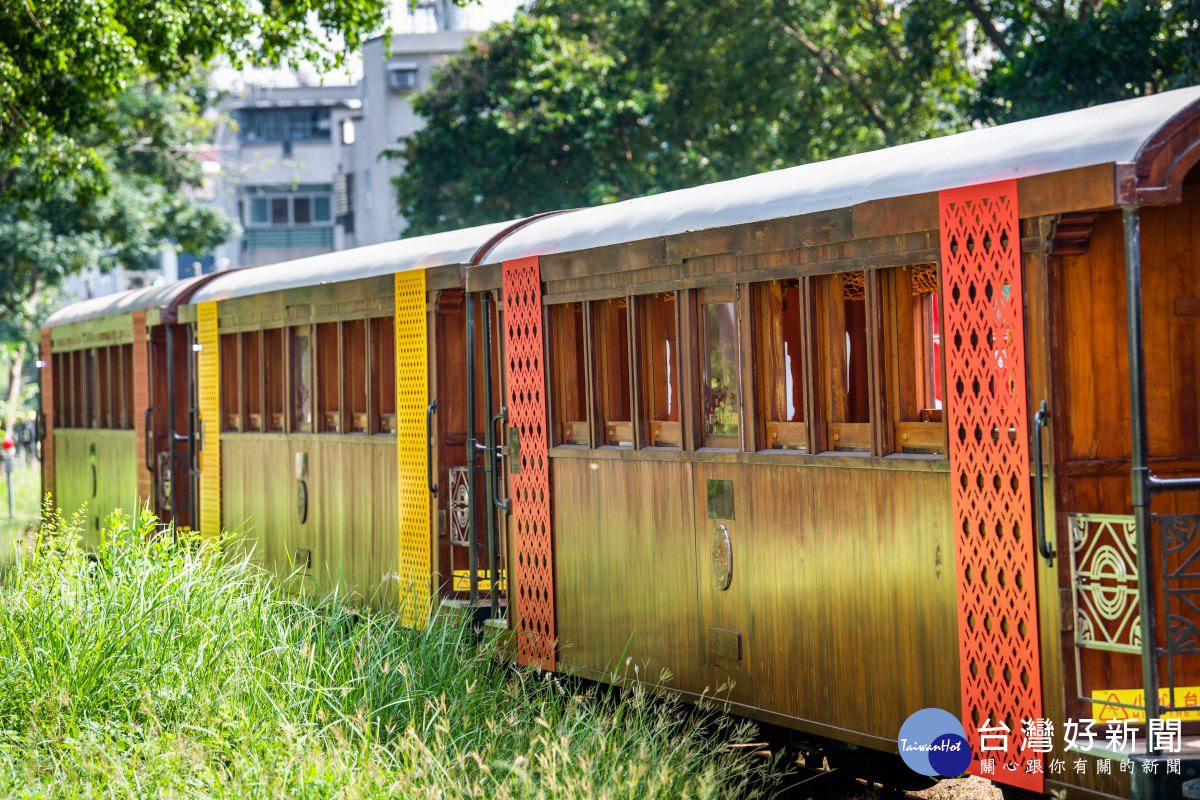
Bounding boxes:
821 272 871 452
639 293 679 448
85 348 97 428
548 303 588 446
370 317 396 434
593 298 631 446
343 319 368 433
755 280 806 451
119 344 133 429
315 322 340 433
291 326 313 432
700 292 740 448
52 353 65 429
96 347 112 428
220 334 241 431
243 331 262 432
886 264 946 454
264 328 285 432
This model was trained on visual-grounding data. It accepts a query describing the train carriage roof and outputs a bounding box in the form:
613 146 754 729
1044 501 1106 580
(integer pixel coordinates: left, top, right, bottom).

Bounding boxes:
43 274 214 328
188 218 524 304
484 86 1200 264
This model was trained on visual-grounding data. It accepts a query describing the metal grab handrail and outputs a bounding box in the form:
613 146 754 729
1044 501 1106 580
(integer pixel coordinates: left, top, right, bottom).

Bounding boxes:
1034 401 1054 566
426 400 437 496
492 407 510 512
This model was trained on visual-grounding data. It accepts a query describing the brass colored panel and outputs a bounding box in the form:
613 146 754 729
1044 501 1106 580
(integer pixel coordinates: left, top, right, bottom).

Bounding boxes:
197 302 221 539
395 270 431 629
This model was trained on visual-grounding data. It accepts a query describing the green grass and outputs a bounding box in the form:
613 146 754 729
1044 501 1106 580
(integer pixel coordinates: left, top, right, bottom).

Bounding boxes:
0 505 784 799
0 461 40 564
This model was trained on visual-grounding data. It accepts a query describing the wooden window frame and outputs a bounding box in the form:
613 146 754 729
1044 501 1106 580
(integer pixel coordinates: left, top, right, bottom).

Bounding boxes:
633 292 682 450
370 315 396 435
220 333 242 432
882 264 948 455
547 302 590 447
341 318 368 434
315 322 340 433
291 324 314 433
590 297 633 448
695 285 741 450
264 327 286 433
750 278 815 453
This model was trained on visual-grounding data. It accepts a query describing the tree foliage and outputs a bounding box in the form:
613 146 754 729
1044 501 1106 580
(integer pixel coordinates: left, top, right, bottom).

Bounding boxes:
390 0 974 235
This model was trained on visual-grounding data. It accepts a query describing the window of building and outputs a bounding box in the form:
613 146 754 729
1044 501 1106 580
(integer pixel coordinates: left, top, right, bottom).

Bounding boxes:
370 317 396 434
593 298 631 446
293 197 312 225
818 271 871 452
238 108 332 142
246 190 335 227
264 328 285 432
755 279 807 451
341 118 356 145
291 326 313 432
699 288 740 448
220 334 241 431
638 293 680 448
388 65 419 92
315 322 340 433
343 318 368 433
271 198 289 225
243 331 262 432
548 303 588 446
885 264 946 454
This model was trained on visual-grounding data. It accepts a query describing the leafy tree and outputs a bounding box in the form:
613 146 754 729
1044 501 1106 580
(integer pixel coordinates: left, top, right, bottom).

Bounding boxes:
965 0 1200 122
390 0 974 235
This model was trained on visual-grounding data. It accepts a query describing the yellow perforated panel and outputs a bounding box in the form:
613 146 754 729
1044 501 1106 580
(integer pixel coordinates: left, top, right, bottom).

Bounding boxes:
395 271 431 628
197 302 221 540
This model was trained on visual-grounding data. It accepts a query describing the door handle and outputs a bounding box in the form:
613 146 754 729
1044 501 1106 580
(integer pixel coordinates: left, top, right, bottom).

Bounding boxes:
492 406 510 512
1033 400 1054 566
426 400 437 496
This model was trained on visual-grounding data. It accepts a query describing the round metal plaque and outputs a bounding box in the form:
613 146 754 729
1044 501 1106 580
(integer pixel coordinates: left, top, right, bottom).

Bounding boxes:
711 523 732 591
296 480 309 524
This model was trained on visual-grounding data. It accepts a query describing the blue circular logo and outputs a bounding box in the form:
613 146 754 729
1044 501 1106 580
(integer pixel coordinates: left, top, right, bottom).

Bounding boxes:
898 708 971 777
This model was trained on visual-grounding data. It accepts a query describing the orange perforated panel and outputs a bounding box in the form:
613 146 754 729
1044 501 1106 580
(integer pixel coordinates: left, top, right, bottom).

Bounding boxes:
941 180 1042 791
132 311 152 505
40 329 54 501
503 257 555 669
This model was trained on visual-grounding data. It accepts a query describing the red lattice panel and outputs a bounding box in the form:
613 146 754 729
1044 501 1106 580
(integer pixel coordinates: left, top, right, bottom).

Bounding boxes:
941 181 1043 792
503 256 556 669
132 311 152 505
40 329 54 503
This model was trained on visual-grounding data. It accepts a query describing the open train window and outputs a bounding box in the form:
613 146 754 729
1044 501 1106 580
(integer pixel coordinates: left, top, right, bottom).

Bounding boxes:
120 344 134 429
754 279 807 451
315 322 340 433
264 328 285 432
52 353 65 429
818 272 871 452
291 326 313 432
884 264 946 454
593 298 631 446
548 303 588 446
84 348 97 428
370 316 396 434
96 347 111 428
343 318 368 433
699 287 740 449
220 334 241 431
243 331 262 432
638 293 680 448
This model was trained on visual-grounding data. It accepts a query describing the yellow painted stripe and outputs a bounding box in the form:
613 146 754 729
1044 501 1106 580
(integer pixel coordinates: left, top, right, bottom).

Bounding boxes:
197 301 221 540
395 271 430 628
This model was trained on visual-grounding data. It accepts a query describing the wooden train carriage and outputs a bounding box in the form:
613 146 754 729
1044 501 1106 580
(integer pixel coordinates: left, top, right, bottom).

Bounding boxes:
468 86 1200 798
39 276 215 544
175 218 552 616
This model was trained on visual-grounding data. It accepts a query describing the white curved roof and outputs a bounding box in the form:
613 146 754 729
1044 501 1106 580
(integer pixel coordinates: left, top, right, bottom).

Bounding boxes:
191 219 522 303
43 274 212 328
486 86 1200 263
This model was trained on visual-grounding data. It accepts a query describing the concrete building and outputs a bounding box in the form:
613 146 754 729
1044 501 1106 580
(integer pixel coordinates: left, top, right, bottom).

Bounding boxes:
209 29 472 271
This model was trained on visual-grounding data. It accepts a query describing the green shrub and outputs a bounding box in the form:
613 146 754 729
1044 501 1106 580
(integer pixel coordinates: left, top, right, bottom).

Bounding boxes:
0 504 780 799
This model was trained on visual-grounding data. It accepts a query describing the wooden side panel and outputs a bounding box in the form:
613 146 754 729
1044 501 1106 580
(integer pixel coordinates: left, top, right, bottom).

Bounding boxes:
40 329 54 502
395 271 431 628
53 430 138 548
503 256 556 669
132 311 151 504
197 302 221 539
551 454 958 747
941 180 1042 791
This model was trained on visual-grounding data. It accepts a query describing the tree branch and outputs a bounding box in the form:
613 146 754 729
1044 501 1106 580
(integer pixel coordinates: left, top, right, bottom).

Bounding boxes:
784 24 892 140
959 0 1014 59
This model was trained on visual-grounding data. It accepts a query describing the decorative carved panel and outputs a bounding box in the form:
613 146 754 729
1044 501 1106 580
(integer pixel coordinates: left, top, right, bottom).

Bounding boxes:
1069 514 1140 654
503 256 556 669
941 180 1043 792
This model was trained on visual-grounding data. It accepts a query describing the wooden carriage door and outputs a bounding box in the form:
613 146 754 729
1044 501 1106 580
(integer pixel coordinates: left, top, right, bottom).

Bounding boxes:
503 256 556 669
941 180 1043 792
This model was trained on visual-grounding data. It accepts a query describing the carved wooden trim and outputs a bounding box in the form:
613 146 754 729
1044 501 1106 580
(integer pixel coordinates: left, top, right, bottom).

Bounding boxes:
1047 212 1099 256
